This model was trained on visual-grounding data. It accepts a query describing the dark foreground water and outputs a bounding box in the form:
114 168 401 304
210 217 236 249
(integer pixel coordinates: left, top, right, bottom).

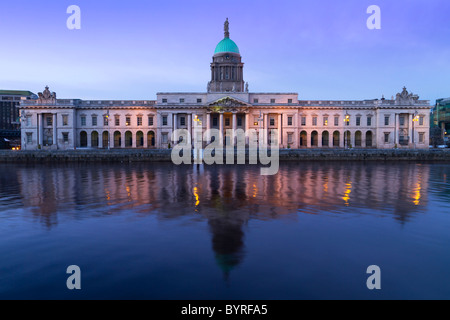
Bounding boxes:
0 162 449 300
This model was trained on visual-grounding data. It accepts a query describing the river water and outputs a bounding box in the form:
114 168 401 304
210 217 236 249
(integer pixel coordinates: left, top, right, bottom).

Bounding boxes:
0 162 449 299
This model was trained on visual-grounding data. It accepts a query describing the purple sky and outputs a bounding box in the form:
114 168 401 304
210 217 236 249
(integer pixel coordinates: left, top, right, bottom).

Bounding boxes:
1 0 449 102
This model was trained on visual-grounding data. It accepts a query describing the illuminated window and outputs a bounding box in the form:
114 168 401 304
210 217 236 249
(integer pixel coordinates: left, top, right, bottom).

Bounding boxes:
125 117 131 126
104 116 108 126
323 117 328 126
419 116 424 126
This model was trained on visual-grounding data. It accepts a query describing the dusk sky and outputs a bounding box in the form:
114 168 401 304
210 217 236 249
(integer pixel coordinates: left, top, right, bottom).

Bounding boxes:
1 0 449 102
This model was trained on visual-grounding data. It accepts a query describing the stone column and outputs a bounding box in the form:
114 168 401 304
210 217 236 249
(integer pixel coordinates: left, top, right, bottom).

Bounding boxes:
99 132 103 148
219 113 224 145
245 113 249 145
307 130 311 148
340 130 344 148
395 113 399 146
132 132 136 148
173 113 178 143
318 131 322 148
52 113 57 149
121 131 125 148
408 114 413 147
232 113 237 145
87 130 92 148
187 113 192 146
263 113 268 145
206 113 211 143
278 114 282 146
38 113 43 147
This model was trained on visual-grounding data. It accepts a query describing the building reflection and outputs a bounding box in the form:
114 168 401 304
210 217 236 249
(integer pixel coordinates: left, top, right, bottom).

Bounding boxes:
6 162 433 277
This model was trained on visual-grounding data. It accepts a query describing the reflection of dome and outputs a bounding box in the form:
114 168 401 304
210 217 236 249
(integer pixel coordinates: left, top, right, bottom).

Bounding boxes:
214 38 240 55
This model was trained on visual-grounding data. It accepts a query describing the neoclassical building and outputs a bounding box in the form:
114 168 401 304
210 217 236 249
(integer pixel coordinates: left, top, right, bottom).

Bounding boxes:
19 20 431 150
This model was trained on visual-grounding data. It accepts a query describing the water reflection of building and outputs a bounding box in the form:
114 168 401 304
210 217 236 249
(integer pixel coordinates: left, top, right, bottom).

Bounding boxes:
11 163 431 274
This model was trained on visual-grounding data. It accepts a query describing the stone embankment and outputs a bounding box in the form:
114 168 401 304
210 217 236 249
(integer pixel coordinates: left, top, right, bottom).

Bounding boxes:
0 148 449 163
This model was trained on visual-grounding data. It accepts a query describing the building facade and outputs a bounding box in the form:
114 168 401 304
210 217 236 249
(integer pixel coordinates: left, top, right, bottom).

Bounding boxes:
19 20 432 150
431 98 450 145
0 90 36 149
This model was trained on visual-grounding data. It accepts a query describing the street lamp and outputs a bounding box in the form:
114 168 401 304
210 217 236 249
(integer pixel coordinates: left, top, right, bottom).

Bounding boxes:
106 109 110 150
344 112 350 148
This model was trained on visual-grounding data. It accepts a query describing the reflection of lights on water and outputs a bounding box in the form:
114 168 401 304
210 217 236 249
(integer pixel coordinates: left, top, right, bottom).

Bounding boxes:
342 182 352 206
253 184 257 198
126 185 132 201
413 182 421 206
193 187 200 206
105 190 111 201
323 177 328 193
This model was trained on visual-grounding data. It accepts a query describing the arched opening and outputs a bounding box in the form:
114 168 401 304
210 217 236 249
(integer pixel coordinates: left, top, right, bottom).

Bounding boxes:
114 131 121 148
311 131 318 147
147 131 155 147
136 131 144 147
355 131 362 147
322 131 329 147
366 131 373 147
80 131 87 148
102 131 109 148
91 131 99 148
344 130 351 148
300 131 307 147
125 131 132 147
333 131 340 147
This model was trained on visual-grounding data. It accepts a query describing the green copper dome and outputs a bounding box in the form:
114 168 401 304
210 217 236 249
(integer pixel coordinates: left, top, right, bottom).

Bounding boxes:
214 37 240 55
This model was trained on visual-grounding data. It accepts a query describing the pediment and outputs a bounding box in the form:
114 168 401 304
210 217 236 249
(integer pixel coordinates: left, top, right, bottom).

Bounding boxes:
206 96 251 113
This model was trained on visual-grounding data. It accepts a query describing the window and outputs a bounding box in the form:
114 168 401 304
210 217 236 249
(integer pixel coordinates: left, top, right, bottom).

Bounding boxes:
62 115 68 126
225 118 230 126
115 116 120 126
47 117 53 126
197 98 202 103
301 116 306 126
367 117 372 126
312 117 317 126
237 117 242 127
179 98 185 103
26 116 31 126
162 116 168 126
62 132 69 143
253 116 258 126
180 117 185 126
213 117 218 127
334 116 339 126
92 116 97 126
323 117 328 126
104 116 108 126
356 116 361 126
399 116 405 126
270 99 275 104
162 98 167 103
287 116 293 126
125 116 131 126
419 132 425 143
384 132 390 143
161 133 168 144
385 116 390 126
288 99 293 104
26 132 32 144
253 99 259 103
148 116 154 126
269 117 275 126
81 116 86 126
137 116 143 126
419 116 424 126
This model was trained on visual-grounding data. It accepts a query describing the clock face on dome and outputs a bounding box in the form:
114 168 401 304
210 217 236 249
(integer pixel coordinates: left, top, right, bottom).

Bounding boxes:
225 55 230 60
